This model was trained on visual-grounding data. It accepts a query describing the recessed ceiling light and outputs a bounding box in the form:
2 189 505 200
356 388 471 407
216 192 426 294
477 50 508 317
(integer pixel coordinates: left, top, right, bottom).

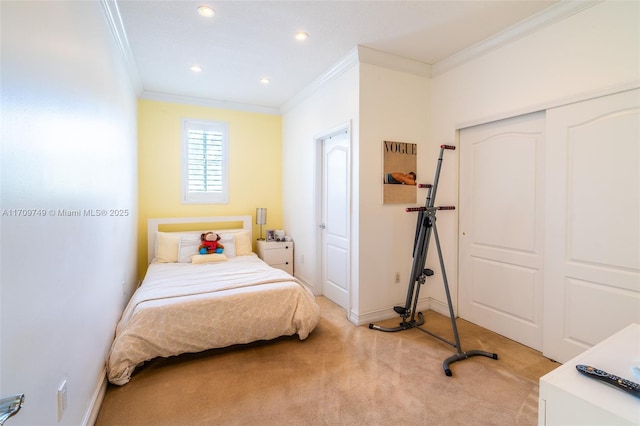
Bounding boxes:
260 78 270 84
190 65 202 73
294 31 309 41
197 6 215 17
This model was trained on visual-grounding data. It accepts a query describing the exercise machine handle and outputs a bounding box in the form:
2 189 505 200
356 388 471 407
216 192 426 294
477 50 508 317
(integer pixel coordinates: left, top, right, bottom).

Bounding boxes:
406 206 456 212
417 183 432 188
440 145 456 150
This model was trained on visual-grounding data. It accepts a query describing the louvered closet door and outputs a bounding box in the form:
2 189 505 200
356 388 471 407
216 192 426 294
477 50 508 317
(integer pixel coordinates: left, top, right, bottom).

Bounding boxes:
543 88 640 363
459 112 545 350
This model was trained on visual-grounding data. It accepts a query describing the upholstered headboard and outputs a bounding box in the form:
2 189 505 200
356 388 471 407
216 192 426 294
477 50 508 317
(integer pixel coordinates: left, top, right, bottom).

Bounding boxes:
147 215 252 263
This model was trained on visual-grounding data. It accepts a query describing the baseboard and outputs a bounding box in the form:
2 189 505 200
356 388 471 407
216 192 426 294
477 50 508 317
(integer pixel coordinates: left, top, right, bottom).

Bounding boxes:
426 298 454 318
83 369 107 426
349 297 451 326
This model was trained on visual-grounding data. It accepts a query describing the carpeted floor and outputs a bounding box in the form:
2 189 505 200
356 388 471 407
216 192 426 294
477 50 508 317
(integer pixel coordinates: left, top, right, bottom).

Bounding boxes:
96 296 559 426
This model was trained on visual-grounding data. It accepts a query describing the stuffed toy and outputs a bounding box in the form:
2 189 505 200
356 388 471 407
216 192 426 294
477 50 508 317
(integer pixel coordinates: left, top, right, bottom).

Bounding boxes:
199 232 224 254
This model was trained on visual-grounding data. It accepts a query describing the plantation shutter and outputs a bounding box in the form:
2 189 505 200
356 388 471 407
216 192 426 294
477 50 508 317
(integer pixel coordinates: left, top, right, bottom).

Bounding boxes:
181 120 228 203
187 128 223 193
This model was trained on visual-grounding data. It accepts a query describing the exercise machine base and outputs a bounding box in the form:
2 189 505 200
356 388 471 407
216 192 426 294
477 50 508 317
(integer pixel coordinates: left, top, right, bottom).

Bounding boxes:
368 311 426 332
443 350 499 377
369 312 498 377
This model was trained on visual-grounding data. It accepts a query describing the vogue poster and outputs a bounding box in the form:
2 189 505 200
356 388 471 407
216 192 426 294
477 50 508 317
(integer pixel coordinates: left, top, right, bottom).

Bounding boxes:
383 140 417 204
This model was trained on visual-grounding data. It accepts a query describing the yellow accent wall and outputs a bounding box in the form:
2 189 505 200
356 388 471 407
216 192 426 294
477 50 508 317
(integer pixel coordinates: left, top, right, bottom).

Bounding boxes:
137 99 283 278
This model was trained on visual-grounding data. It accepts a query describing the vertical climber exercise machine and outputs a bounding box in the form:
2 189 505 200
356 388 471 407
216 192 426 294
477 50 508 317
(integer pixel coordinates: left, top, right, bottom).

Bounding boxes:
369 144 498 376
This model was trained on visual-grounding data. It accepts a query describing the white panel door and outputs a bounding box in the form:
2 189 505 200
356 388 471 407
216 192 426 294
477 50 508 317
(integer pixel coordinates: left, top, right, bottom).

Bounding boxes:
544 89 640 362
321 130 350 310
459 112 545 350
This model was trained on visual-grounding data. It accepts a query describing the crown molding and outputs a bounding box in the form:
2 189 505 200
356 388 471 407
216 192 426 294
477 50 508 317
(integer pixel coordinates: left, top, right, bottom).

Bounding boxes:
357 45 431 77
431 0 603 76
280 47 360 114
140 91 281 115
280 45 431 114
100 0 143 95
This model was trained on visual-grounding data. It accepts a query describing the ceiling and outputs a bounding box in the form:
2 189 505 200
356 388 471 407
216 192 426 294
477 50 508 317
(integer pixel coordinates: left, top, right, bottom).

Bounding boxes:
116 0 558 110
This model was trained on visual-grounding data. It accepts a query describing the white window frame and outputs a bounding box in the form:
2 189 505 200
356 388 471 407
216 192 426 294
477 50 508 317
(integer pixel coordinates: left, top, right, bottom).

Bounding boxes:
181 119 229 204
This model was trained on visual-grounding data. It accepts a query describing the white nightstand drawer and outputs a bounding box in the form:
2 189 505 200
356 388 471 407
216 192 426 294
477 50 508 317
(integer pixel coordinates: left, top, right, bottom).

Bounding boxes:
261 248 291 265
256 240 294 275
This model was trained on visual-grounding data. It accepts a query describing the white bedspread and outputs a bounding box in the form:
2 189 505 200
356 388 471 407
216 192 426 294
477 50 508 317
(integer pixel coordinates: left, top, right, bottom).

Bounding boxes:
107 254 320 385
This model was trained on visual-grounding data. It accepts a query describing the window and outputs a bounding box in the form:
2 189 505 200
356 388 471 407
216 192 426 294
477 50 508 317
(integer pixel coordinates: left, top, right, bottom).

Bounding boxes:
181 119 229 203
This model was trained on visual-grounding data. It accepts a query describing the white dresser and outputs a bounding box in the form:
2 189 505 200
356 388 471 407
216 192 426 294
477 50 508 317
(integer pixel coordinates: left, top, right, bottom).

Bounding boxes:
256 240 294 275
538 323 640 426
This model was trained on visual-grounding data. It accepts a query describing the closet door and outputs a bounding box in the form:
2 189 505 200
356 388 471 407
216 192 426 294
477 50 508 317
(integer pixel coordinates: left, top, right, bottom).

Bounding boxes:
459 112 545 350
543 89 640 363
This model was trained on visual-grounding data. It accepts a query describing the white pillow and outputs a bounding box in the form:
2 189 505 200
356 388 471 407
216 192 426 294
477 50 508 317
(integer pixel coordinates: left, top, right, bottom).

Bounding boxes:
219 233 236 257
155 232 180 263
235 230 252 256
178 234 203 263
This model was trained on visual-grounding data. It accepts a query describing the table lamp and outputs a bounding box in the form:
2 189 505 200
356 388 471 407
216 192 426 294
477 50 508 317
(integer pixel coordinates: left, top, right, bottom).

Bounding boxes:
256 208 267 240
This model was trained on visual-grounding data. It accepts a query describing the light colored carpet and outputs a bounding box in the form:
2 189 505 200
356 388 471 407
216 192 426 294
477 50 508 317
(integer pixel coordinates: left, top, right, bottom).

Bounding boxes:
96 296 559 425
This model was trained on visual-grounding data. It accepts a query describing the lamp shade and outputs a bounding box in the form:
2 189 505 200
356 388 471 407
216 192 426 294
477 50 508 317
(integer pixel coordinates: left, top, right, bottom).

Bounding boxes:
256 208 267 225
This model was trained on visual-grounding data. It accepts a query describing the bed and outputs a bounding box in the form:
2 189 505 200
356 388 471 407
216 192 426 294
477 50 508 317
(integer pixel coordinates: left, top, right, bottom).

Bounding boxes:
106 216 320 385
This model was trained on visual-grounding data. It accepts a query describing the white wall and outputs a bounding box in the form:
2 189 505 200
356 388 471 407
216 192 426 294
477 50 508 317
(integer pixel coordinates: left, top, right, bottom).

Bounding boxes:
0 1 138 425
357 63 430 320
427 0 640 310
281 55 359 304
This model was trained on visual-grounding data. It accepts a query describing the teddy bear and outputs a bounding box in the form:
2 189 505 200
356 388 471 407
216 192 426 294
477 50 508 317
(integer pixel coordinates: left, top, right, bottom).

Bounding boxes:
199 232 224 254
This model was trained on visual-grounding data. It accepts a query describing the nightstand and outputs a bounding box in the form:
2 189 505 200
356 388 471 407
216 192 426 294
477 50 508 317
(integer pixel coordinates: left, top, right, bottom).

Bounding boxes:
256 240 294 275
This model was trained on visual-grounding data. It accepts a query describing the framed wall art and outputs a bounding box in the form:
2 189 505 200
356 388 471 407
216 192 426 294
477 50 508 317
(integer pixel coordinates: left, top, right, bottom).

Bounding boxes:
382 140 417 204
